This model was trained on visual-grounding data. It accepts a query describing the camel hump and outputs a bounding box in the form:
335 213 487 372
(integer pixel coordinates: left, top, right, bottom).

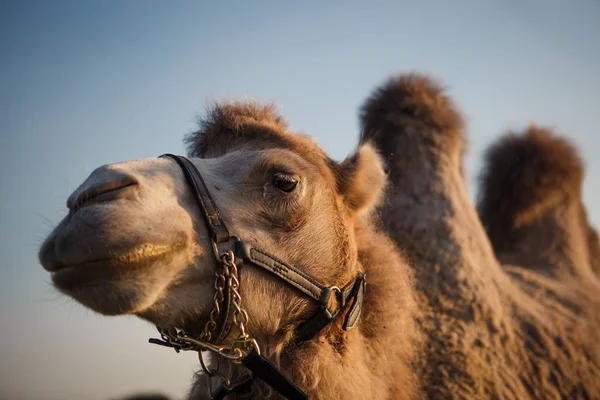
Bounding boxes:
477 125 598 279
358 72 465 161
478 125 584 237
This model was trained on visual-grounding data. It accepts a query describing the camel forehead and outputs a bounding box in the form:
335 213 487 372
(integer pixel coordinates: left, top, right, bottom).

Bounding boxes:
195 127 332 171
213 147 335 194
195 135 338 190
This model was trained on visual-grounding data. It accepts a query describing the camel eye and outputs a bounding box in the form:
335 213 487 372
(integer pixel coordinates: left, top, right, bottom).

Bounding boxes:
272 173 298 193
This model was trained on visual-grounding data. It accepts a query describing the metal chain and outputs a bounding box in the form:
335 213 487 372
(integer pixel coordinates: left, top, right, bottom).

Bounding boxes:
150 247 260 388
199 263 228 342
222 252 249 338
221 251 260 364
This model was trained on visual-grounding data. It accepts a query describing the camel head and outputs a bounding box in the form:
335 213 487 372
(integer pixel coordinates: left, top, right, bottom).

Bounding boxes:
38 102 387 343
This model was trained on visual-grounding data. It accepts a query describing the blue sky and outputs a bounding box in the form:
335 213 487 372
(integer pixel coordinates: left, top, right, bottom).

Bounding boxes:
1 1 599 399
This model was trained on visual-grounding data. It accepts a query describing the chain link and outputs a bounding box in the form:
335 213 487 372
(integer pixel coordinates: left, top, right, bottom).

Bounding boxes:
199 264 228 342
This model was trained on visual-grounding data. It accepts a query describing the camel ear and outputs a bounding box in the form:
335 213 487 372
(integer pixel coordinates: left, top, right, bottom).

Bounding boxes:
336 142 387 214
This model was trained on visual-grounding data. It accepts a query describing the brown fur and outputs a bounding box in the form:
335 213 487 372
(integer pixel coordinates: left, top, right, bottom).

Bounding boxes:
360 72 600 399
185 101 289 157
478 126 584 230
477 126 588 276
360 72 466 177
482 127 597 282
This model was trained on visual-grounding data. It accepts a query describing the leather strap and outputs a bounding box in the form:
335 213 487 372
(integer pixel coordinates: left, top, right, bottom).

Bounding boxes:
211 351 308 400
160 154 231 243
235 241 336 307
241 349 307 400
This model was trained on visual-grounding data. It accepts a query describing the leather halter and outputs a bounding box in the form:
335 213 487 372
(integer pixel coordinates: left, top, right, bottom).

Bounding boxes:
152 154 366 399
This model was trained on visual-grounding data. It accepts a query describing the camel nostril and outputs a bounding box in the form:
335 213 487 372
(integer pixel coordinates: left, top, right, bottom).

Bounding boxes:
67 171 138 210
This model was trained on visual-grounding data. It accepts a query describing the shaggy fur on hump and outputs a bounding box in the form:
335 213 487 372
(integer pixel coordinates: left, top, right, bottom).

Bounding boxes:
360 72 466 173
359 72 600 399
477 126 584 252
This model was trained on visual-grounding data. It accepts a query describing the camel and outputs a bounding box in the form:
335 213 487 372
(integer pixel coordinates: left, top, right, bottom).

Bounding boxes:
38 72 600 399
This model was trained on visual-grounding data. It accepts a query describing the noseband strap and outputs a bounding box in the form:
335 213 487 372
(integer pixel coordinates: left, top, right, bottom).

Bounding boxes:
162 154 231 243
154 154 366 400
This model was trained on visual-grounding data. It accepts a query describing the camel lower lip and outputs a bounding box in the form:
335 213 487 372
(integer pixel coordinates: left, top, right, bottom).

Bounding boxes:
53 243 181 271
51 243 184 290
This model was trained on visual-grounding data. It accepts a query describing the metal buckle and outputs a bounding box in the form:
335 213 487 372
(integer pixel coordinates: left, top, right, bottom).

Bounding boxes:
211 235 241 264
321 286 342 319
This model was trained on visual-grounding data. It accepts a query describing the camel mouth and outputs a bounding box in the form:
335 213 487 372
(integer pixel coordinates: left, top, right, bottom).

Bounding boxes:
50 243 180 272
50 242 185 292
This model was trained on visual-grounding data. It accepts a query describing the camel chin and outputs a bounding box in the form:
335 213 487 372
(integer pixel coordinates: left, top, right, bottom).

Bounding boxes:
49 247 186 316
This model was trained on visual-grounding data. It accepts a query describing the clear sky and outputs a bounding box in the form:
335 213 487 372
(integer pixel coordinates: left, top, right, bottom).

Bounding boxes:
1 1 599 399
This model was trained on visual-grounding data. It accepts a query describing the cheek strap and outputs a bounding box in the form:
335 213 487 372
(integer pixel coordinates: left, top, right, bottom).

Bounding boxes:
234 240 366 342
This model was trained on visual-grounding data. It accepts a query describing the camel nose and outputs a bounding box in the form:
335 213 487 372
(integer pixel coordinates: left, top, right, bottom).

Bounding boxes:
67 165 138 210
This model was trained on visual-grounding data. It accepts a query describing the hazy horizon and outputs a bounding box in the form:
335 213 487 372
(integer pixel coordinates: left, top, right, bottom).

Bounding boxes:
2 1 599 399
